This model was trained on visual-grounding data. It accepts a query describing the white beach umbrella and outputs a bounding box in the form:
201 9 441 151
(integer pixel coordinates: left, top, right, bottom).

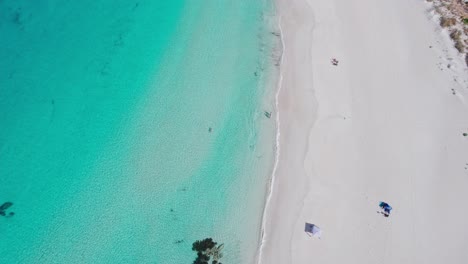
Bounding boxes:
305 223 322 238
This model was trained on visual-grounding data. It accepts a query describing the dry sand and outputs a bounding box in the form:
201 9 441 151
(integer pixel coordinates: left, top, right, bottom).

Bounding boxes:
258 0 468 263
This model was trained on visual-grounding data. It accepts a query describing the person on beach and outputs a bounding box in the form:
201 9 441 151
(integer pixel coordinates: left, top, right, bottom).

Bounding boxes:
379 202 392 217
331 58 339 66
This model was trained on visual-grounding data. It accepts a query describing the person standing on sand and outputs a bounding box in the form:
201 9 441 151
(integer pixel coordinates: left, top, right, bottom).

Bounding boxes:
331 58 339 66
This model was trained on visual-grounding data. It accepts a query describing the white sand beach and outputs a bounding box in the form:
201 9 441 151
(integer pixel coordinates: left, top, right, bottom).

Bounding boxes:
259 0 468 263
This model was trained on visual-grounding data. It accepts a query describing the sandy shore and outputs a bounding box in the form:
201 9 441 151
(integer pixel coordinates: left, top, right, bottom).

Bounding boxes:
259 0 468 263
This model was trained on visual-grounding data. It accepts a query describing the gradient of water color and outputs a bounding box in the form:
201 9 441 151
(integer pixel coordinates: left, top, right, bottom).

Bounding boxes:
0 0 278 263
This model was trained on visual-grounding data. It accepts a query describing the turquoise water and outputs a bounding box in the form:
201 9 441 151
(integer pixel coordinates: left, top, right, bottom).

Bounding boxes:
0 0 277 263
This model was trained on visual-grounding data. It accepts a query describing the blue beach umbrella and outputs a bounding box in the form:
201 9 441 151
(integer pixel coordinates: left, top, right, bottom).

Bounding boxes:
379 202 392 212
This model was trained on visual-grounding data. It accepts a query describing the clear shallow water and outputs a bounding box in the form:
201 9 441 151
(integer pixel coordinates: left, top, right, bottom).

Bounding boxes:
0 0 277 263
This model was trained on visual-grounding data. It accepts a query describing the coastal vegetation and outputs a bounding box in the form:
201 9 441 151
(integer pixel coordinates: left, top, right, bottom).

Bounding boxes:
450 29 464 52
440 17 457 27
427 0 468 65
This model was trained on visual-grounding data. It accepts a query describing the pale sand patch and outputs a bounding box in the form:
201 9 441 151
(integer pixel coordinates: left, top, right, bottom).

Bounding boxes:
258 0 468 263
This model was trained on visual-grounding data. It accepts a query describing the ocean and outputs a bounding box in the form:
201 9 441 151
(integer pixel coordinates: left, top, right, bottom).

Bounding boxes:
0 0 278 263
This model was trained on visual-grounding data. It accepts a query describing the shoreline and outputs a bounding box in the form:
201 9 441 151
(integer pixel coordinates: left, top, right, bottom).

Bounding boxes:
258 0 468 263
257 0 318 262
255 14 285 264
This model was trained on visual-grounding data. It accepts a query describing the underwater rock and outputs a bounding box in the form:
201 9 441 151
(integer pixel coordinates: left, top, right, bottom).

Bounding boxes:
0 202 14 217
192 238 224 264
0 202 13 211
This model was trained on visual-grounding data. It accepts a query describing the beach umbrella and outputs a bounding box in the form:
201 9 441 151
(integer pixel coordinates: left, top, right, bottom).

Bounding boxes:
379 202 392 211
304 223 322 238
